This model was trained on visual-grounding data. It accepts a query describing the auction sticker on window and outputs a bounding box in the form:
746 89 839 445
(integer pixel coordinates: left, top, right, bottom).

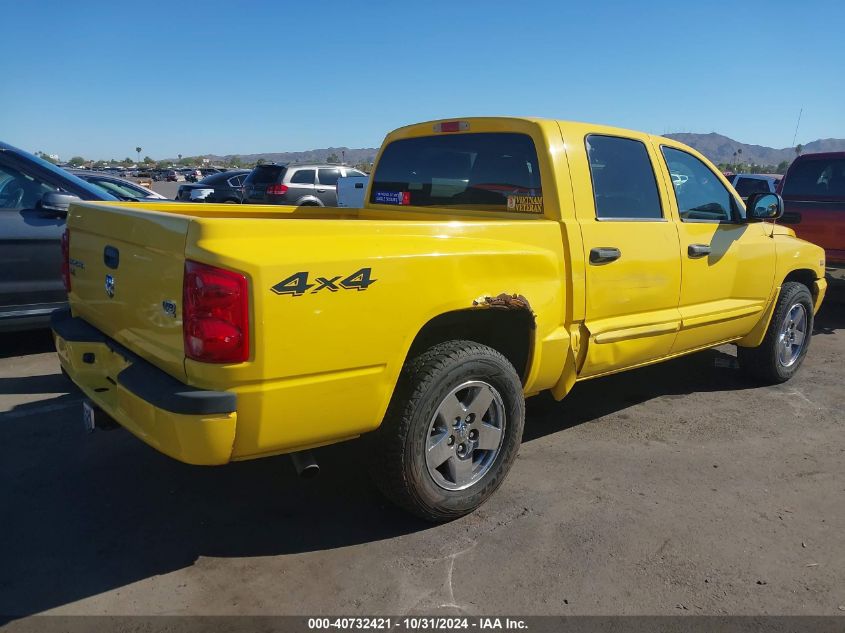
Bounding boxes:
374 191 411 205
507 195 543 213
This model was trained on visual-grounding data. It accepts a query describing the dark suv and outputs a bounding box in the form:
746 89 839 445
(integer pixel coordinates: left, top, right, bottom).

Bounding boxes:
0 142 118 331
242 164 367 206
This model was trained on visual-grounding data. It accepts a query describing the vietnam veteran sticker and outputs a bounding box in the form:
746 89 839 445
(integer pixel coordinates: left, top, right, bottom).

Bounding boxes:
507 194 543 213
374 191 411 205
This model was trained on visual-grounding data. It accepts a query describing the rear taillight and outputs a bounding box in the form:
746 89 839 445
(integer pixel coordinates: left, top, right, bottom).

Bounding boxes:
61 228 71 292
266 183 288 195
183 260 249 363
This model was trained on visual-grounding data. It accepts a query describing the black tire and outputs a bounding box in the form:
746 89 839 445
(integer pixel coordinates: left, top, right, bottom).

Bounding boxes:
737 281 814 384
369 340 525 522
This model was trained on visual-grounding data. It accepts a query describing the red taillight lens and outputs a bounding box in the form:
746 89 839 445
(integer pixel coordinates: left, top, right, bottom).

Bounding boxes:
266 183 288 195
183 260 249 363
61 228 71 292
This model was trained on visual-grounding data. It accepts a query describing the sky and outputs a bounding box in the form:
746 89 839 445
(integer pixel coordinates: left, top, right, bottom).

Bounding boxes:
1 0 843 160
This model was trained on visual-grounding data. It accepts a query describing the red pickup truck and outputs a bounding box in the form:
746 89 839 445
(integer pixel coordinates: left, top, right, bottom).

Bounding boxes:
778 152 845 270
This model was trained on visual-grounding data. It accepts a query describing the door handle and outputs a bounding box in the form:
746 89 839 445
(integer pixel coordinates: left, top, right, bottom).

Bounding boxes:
589 247 621 264
316 188 326 193
687 243 712 258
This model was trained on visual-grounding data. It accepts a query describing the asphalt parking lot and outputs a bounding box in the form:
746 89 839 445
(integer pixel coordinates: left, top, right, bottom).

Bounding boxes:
1 289 843 619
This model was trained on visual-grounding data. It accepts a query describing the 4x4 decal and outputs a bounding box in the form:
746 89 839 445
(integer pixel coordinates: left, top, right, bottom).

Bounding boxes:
271 267 376 296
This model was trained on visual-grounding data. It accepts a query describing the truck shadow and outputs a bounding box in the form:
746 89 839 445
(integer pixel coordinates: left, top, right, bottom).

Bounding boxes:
0 328 55 359
1 301 843 619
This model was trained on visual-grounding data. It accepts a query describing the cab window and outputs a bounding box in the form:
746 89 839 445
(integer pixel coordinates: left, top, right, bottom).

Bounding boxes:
290 169 315 184
369 132 543 212
317 168 341 186
662 147 741 222
586 135 662 220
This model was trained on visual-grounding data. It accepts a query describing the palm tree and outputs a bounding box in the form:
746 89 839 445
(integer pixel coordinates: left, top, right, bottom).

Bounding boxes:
795 144 803 157
135 147 142 165
732 150 738 171
736 148 742 173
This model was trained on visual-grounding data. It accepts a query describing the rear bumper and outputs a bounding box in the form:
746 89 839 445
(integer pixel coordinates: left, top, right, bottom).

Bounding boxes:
51 310 237 465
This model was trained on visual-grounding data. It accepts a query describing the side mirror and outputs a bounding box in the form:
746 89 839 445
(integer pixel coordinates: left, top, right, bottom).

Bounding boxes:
39 191 80 216
746 192 783 221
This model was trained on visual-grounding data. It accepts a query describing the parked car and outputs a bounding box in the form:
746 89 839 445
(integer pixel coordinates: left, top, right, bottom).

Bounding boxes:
68 170 168 200
176 169 250 203
53 117 826 521
777 152 845 270
165 170 183 182
0 142 118 331
185 169 203 183
242 163 367 206
726 174 779 200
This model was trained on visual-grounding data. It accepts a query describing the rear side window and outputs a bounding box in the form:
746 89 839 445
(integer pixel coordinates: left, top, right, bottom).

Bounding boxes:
734 177 771 197
290 169 315 184
586 135 662 219
317 168 341 186
246 165 285 185
370 132 543 212
782 158 845 198
344 169 367 178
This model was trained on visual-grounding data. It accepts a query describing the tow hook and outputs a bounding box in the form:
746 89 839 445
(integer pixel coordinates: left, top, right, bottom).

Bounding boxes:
290 450 320 478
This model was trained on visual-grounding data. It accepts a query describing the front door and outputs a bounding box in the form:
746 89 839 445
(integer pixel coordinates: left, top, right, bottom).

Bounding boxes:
657 144 776 354
0 157 65 313
570 132 682 377
316 167 340 206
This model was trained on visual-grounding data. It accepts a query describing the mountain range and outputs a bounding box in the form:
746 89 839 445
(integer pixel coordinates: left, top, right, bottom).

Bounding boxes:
186 134 845 169
664 133 845 166
182 146 380 166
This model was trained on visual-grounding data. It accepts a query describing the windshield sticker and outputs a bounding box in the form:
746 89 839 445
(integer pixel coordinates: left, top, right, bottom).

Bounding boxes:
374 191 411 205
507 195 544 213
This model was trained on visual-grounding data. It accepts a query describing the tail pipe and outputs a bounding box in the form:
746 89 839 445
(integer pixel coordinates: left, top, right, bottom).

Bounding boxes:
290 450 320 478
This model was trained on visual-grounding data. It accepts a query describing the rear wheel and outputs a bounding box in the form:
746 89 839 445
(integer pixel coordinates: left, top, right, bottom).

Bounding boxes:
369 340 524 522
737 282 814 383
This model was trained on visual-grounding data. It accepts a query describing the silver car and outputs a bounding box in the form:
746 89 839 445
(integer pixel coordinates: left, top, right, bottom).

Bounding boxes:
242 163 367 206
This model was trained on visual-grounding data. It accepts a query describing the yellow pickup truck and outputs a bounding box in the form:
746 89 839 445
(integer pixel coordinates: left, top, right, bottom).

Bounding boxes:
53 117 827 521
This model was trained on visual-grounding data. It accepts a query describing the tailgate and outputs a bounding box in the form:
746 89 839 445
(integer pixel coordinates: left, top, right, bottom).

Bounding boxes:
67 202 191 381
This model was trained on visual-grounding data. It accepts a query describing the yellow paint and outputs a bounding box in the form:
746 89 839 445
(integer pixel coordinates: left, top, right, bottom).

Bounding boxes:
56 117 827 464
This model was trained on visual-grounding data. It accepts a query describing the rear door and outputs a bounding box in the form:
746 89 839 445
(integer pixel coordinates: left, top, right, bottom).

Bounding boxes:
657 144 776 354
316 168 341 206
0 156 65 313
567 130 682 377
287 168 317 203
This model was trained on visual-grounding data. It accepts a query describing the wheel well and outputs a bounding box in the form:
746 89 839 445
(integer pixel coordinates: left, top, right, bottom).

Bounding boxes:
783 268 817 298
406 308 534 382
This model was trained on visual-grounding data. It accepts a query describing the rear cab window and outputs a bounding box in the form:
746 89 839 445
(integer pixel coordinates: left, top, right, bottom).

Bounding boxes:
369 132 543 213
734 177 771 197
783 157 845 198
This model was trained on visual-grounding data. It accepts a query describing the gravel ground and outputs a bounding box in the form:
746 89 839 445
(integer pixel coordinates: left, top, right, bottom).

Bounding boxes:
0 288 842 619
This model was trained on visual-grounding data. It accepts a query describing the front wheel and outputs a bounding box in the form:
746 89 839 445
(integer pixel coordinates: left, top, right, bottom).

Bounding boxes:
369 340 525 522
737 281 814 383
